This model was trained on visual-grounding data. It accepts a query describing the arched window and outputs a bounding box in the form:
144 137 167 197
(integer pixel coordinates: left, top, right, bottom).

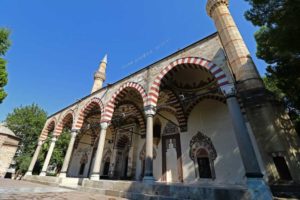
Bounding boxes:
272 152 292 181
190 132 217 180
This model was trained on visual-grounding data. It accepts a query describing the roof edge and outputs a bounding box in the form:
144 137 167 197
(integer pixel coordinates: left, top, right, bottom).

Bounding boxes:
47 32 218 119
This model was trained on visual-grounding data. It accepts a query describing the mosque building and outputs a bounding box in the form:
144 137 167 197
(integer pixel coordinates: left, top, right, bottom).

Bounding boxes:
24 0 300 199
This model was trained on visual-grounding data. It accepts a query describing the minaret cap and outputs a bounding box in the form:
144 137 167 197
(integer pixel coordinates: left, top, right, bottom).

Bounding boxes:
101 54 108 64
206 0 229 17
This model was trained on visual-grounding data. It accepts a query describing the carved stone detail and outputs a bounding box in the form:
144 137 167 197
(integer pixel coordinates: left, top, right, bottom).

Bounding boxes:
189 131 217 161
162 122 179 136
144 105 156 116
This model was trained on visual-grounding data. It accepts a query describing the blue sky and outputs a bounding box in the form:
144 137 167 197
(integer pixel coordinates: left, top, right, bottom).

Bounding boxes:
0 0 265 120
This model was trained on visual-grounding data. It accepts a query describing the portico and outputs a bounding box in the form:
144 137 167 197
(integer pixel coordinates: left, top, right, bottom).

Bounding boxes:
23 0 300 199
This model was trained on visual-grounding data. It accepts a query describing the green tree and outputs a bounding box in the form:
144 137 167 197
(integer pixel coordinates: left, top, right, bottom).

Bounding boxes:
38 129 71 175
0 28 11 103
244 0 300 111
50 129 71 173
5 104 47 174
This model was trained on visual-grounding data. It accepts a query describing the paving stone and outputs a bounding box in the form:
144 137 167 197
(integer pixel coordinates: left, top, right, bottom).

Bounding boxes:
0 179 128 200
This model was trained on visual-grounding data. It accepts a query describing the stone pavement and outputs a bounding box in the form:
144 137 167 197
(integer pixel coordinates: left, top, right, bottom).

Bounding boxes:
0 179 128 200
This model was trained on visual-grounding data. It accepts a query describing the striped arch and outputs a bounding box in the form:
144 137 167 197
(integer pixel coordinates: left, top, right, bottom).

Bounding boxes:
148 57 230 106
74 97 104 129
54 110 75 137
118 101 146 134
186 94 226 117
101 82 147 122
39 118 57 141
158 90 187 131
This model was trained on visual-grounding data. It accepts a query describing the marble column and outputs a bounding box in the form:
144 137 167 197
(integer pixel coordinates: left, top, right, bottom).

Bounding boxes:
39 137 57 176
143 106 156 182
225 86 262 177
224 86 272 200
25 140 43 176
90 122 108 180
59 130 78 178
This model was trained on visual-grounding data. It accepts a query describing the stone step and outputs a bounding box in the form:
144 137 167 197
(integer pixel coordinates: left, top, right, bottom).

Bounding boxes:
77 186 179 200
23 176 251 200
59 177 83 189
81 179 250 200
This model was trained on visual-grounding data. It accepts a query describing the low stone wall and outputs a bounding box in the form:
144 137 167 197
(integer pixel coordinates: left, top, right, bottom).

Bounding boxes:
23 175 61 186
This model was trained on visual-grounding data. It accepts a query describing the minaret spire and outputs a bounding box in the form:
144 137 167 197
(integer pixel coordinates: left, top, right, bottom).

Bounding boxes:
91 54 107 93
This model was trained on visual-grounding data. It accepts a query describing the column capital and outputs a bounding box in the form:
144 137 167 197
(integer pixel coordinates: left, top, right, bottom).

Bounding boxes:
100 122 109 130
144 105 156 117
37 140 43 146
51 137 57 143
206 0 229 17
221 83 236 98
71 128 80 133
71 131 78 138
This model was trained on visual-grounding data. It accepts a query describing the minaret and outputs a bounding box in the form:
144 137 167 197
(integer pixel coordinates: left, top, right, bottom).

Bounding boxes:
206 0 264 91
91 54 107 93
205 0 300 190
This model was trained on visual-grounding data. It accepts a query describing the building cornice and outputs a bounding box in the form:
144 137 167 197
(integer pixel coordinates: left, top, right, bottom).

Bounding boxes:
206 0 229 17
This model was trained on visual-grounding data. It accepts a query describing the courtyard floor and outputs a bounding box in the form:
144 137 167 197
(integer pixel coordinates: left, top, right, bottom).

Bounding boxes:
0 179 127 200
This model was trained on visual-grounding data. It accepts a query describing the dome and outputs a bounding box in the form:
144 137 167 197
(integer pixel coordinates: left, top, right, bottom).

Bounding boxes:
0 123 16 137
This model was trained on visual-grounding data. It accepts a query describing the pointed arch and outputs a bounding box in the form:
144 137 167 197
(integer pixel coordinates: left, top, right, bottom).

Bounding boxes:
189 131 217 161
115 101 146 134
101 82 147 122
74 97 104 129
39 118 57 141
186 94 226 118
54 110 75 137
148 57 230 106
190 131 217 179
159 90 187 131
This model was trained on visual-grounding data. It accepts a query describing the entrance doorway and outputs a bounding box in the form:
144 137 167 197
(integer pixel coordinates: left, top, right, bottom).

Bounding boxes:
114 150 129 179
161 122 183 182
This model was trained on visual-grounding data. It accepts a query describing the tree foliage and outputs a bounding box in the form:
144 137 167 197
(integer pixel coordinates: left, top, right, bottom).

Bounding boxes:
38 129 71 175
0 28 11 103
50 130 71 171
5 104 47 174
245 0 300 111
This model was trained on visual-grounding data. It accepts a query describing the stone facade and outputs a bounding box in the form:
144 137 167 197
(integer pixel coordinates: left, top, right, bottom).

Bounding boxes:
0 125 20 178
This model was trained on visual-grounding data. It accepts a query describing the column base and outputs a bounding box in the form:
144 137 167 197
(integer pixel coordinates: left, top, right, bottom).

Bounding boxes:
39 171 46 176
143 176 155 183
90 174 100 181
25 171 32 176
59 172 67 178
247 178 273 200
